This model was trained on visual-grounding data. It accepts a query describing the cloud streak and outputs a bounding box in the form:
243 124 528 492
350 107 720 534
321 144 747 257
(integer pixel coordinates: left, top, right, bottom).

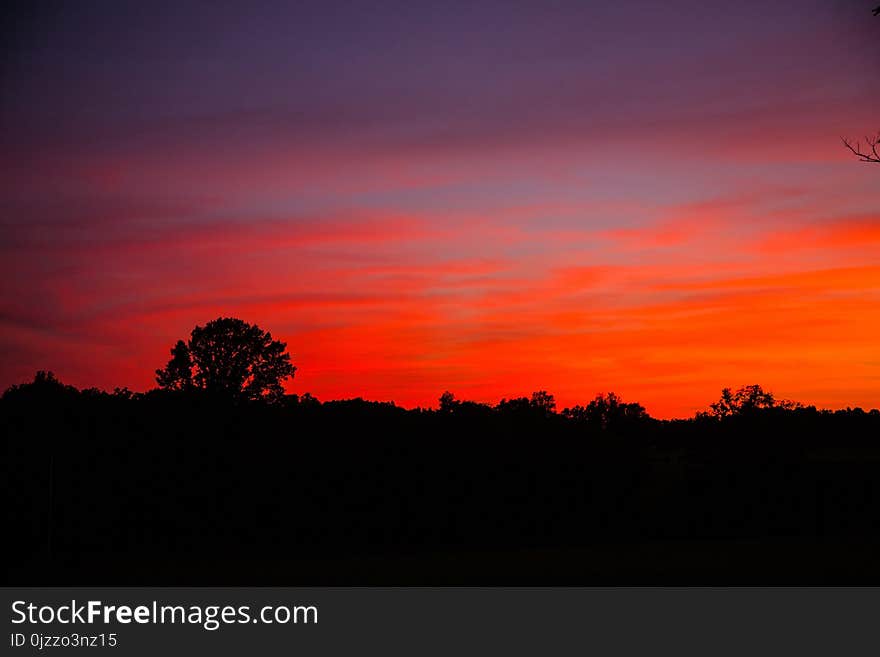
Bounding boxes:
1 0 878 416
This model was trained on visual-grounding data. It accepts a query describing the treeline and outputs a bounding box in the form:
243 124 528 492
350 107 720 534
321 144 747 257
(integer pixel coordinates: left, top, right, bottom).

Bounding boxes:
4 372 880 583
8 370 878 424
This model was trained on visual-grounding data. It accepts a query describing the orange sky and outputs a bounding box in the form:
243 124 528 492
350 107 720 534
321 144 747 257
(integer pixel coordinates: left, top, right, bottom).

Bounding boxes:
1 1 878 418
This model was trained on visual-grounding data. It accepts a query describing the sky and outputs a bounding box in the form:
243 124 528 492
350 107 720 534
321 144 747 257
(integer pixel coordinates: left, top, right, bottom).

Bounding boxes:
1 0 878 418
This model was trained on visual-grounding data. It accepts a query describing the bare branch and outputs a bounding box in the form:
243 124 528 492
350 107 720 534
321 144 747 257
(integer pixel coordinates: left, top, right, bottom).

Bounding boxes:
841 133 880 163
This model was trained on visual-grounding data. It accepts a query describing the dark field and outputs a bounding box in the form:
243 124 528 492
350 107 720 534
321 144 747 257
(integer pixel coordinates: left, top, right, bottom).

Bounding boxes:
6 380 879 585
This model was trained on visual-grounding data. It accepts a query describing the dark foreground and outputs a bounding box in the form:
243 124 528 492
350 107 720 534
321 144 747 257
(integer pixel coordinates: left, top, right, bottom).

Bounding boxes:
5 381 879 584
14 539 880 585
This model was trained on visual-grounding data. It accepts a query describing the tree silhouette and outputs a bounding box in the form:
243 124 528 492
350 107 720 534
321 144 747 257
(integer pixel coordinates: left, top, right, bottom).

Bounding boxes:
839 8 878 162
562 392 648 429
495 391 557 417
1 370 78 403
529 390 556 415
155 317 295 403
841 133 880 164
439 390 460 413
155 340 194 391
6 363 880 586
707 384 776 418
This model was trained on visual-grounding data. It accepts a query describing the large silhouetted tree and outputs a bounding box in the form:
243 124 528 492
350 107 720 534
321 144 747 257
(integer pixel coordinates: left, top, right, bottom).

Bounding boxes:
155 340 194 391
155 317 295 403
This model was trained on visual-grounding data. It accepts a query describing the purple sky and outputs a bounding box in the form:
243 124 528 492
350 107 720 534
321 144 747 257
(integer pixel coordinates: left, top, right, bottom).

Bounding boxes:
1 0 878 416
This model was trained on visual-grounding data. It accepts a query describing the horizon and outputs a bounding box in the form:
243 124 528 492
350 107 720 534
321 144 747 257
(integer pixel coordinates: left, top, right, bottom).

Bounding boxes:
2 1 879 419
7 367 880 421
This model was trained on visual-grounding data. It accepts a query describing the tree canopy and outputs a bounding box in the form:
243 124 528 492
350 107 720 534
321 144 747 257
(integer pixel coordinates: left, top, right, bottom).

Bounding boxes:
155 317 295 403
703 384 800 419
562 392 649 429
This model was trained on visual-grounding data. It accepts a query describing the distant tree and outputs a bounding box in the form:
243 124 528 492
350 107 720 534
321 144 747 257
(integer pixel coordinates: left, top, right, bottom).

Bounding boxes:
155 317 295 403
438 392 493 417
112 387 135 400
707 384 779 418
495 396 532 414
563 392 648 429
560 404 587 422
31 370 65 389
439 391 460 413
494 391 557 416
1 370 79 401
294 392 321 408
529 390 556 415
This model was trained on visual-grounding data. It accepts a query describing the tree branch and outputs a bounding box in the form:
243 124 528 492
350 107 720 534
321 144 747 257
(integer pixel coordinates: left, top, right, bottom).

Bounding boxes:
841 133 880 163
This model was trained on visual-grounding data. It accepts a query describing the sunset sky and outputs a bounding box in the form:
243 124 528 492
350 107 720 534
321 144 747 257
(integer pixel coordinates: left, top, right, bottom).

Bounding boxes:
1 0 878 417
